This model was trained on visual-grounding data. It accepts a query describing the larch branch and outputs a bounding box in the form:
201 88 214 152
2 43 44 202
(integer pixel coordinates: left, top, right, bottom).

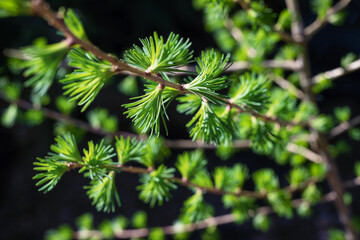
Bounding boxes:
312 59 360 84
304 0 352 40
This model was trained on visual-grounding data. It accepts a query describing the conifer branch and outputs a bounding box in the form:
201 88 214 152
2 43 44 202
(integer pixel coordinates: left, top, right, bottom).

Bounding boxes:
65 162 267 199
328 115 360 139
312 59 360 84
234 0 298 44
304 0 352 40
176 60 301 75
0 90 137 139
72 176 360 239
0 92 322 164
286 0 357 239
30 0 305 129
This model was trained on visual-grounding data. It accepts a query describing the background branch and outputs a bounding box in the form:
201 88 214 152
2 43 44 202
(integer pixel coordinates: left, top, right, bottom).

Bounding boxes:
304 0 352 39
329 115 360 139
312 59 360 84
73 176 360 239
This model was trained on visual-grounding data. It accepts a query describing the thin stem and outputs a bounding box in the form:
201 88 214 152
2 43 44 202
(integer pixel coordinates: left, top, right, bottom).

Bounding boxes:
267 73 305 99
0 91 137 139
287 143 323 163
312 59 360 84
29 0 301 129
304 0 352 40
1 92 323 163
176 60 301 75
328 115 360 139
286 0 357 239
73 176 360 239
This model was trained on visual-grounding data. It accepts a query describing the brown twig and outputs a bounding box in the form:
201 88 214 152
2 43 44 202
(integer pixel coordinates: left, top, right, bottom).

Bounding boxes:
287 143 323 163
73 176 360 239
29 0 302 129
175 60 301 75
0 91 137 139
267 73 305 99
1 91 324 164
312 59 360 84
328 115 360 139
304 0 352 40
286 0 357 239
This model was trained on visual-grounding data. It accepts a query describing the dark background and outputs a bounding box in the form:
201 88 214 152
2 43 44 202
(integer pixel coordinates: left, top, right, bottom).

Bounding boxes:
1 0 360 239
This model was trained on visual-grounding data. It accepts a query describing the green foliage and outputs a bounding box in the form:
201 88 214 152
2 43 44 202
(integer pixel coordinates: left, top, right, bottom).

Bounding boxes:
176 150 207 180
123 83 177 136
294 101 318 123
253 169 279 192
55 96 76 115
87 108 118 132
310 114 334 133
328 140 350 158
328 229 346 240
98 219 114 239
139 137 170 168
334 106 350 123
311 0 332 19
267 190 293 218
248 1 276 31
213 164 248 191
354 162 360 177
253 213 270 232
33 157 68 193
215 141 237 160
343 192 353 205
310 163 327 181
0 0 30 17
118 76 139 96
349 128 360 141
64 9 88 41
137 165 177 207
60 48 113 112
302 184 322 204
184 49 230 104
329 11 346 26
45 224 73 240
76 213 93 230
124 32 193 75
80 140 115 180
312 75 332 94
33 133 82 193
288 167 310 187
276 9 291 30
201 226 220 240
186 101 232 145
229 73 269 113
115 136 145 165
50 133 82 162
180 191 214 223
191 170 214 188
297 202 312 217
132 210 147 228
1 103 17 127
21 40 68 96
149 227 165 240
0 79 21 101
266 89 295 120
85 171 121 213
341 53 357 68
222 195 255 223
237 114 278 153
24 109 44 126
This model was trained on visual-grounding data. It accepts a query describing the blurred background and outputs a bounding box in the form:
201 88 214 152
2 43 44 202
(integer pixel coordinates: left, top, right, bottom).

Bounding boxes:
1 0 360 239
